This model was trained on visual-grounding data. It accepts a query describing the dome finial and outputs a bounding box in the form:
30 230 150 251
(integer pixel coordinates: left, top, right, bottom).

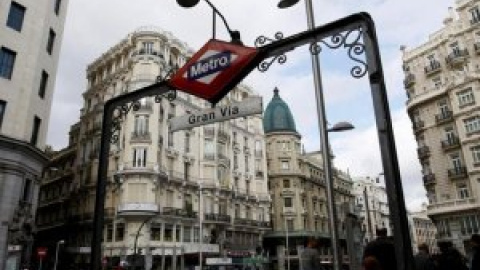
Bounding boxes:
273 87 279 96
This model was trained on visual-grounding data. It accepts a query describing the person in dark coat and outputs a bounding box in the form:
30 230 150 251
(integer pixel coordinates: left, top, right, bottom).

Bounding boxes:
414 243 436 270
300 238 323 270
436 241 467 270
470 234 480 270
362 228 397 270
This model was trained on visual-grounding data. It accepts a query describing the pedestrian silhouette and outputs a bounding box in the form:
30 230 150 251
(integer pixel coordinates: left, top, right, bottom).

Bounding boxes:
414 243 436 270
300 238 323 270
470 234 480 270
362 228 397 270
436 241 467 270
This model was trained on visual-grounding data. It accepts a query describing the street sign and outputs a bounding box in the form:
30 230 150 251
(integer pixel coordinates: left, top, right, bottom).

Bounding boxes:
36 247 47 259
169 96 262 132
170 39 258 104
206 257 232 265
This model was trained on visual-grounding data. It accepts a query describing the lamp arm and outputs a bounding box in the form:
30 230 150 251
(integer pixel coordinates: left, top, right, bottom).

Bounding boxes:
203 0 234 35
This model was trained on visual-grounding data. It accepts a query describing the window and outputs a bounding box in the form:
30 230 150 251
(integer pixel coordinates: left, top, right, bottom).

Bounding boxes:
54 0 62 15
281 160 290 170
0 47 16 79
47 28 56 55
142 42 154 54
471 6 480 23
0 100 6 130
183 226 192 242
164 224 173 242
457 88 475 107
438 100 449 114
450 153 462 169
22 179 32 202
106 223 113 242
115 223 125 241
472 146 480 164
457 184 470 199
204 139 214 159
31 116 41 146
184 132 190 153
286 219 294 231
283 179 290 188
132 148 147 167
284 197 293 207
433 77 442 89
465 116 480 134
134 115 148 135
38 70 49 98
7 2 26 32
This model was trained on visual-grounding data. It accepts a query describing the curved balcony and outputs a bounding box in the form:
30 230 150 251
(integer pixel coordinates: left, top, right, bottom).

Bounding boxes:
441 137 460 151
204 213 231 224
412 120 425 132
130 132 152 143
446 49 469 68
435 110 453 124
117 203 159 216
448 167 468 180
403 73 416 88
422 173 435 186
424 61 441 76
417 146 430 159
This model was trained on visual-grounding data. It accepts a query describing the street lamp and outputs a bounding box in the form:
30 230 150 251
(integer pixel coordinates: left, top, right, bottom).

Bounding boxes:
284 218 290 270
176 0 242 44
199 183 204 270
53 240 65 270
278 1 343 269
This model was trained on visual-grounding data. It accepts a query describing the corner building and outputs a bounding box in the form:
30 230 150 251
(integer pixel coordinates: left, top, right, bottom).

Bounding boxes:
36 26 271 269
262 89 355 269
402 0 480 253
0 0 68 269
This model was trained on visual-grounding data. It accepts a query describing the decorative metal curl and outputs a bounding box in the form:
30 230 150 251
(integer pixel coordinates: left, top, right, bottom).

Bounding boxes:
255 32 288 72
309 28 367 79
257 54 287 73
254 32 284 47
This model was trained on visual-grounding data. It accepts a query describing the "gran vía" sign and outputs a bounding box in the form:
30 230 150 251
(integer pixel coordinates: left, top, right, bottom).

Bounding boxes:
169 96 262 132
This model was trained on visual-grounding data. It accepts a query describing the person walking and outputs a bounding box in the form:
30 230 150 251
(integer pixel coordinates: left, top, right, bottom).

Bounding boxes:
362 228 397 270
300 238 323 270
436 241 467 270
414 243 436 270
470 234 480 270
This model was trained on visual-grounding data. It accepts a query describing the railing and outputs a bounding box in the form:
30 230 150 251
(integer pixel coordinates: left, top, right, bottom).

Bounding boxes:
441 137 460 150
427 198 477 214
162 207 197 218
204 213 231 223
403 73 415 88
447 166 468 179
130 132 151 142
435 110 453 123
117 203 159 214
422 173 435 185
413 120 425 130
446 49 469 66
424 61 441 75
417 146 430 159
217 129 229 142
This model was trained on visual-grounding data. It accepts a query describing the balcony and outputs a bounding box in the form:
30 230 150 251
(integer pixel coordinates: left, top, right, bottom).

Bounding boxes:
441 137 460 150
254 150 263 158
435 110 453 124
255 170 264 179
447 166 468 180
204 213 231 223
403 73 416 88
117 203 159 215
422 173 436 186
427 198 478 216
234 218 258 226
424 61 441 76
162 207 197 218
446 49 469 67
413 120 425 131
417 146 430 159
130 132 151 143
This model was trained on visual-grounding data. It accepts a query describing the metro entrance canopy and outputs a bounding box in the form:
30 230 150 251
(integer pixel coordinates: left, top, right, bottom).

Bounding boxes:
90 12 415 270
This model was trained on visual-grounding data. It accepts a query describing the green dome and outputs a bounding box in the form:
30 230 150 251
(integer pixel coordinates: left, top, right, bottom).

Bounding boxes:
263 88 297 134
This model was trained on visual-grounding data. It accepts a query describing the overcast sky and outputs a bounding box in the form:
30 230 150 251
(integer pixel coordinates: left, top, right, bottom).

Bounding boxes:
47 0 454 211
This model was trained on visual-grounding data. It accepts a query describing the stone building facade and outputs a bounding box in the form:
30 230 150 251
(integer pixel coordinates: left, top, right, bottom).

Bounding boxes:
402 0 480 253
36 26 271 269
262 89 356 269
0 0 68 269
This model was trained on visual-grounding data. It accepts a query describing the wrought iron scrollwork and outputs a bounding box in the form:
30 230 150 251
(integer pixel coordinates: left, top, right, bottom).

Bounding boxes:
310 27 367 78
109 81 177 144
255 32 288 72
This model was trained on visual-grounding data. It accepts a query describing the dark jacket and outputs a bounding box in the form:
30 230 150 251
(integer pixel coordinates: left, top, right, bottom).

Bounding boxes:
414 251 436 270
472 246 480 270
437 247 467 270
363 236 397 270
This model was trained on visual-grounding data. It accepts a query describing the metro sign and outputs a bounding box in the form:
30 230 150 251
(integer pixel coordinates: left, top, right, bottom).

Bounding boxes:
170 39 258 104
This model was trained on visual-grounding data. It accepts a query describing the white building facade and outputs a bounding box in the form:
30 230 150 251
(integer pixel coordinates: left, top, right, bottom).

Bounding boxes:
0 0 68 269
46 27 271 269
408 206 438 254
402 0 480 253
352 176 391 243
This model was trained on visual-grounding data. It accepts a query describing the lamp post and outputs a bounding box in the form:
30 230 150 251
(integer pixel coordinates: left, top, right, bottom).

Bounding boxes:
199 184 204 270
278 1 343 269
284 218 290 270
53 240 64 270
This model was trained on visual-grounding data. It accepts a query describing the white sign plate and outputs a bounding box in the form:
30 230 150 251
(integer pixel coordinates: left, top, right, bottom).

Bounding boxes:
206 257 232 265
169 96 262 132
